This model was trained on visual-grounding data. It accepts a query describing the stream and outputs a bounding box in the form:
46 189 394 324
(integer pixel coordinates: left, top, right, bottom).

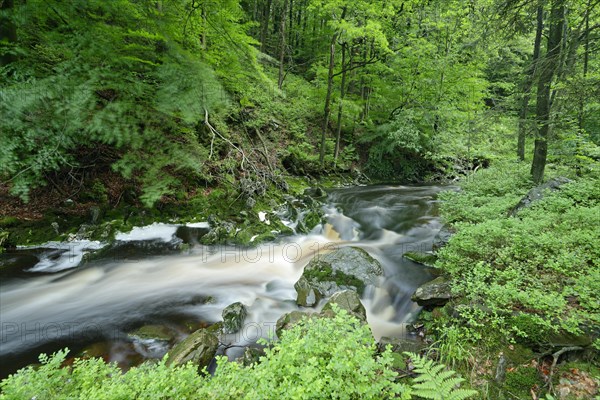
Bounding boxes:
0 184 448 378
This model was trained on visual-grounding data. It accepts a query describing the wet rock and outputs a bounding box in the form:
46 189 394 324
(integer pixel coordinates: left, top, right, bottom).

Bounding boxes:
276 310 312 338
239 346 265 366
321 290 366 321
166 329 219 370
403 251 437 268
175 225 210 244
222 302 248 334
278 289 368 338
128 325 177 359
432 225 454 253
294 276 322 307
509 177 571 217
128 325 176 342
294 246 383 306
412 276 453 307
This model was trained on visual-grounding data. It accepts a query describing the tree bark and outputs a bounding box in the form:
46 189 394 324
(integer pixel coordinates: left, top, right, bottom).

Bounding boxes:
517 4 543 161
278 0 289 89
319 32 338 166
260 0 273 52
531 0 565 183
0 0 17 67
334 41 347 163
578 0 590 130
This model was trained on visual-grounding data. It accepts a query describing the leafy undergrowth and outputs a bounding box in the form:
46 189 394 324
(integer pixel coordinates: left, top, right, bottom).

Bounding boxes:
0 308 476 400
437 161 600 346
425 160 600 399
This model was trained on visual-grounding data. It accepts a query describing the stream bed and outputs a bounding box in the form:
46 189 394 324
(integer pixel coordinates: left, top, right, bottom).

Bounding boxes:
0 184 449 378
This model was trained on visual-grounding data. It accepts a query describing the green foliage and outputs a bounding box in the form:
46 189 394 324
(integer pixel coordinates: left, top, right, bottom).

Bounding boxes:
437 162 600 344
0 307 485 399
405 352 478 400
0 0 233 205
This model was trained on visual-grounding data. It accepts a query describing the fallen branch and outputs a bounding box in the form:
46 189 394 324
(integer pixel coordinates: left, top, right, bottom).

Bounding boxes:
204 108 248 171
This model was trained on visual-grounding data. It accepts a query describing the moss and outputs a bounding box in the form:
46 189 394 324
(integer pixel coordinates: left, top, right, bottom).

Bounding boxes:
0 217 20 228
304 262 366 294
503 366 543 399
403 251 438 267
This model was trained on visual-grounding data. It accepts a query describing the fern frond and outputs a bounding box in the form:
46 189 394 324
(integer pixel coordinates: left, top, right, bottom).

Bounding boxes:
405 352 478 400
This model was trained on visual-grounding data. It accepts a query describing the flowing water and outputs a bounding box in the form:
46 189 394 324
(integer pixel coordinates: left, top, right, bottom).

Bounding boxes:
0 184 448 378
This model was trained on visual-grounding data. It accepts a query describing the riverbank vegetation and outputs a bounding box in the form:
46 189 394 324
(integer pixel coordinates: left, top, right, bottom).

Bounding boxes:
1 0 599 398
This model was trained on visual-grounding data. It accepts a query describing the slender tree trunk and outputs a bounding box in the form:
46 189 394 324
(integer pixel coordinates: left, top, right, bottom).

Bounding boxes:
517 4 543 161
0 0 17 67
278 0 289 89
578 1 590 130
288 0 293 46
334 41 347 163
531 0 565 183
260 0 273 52
319 32 338 166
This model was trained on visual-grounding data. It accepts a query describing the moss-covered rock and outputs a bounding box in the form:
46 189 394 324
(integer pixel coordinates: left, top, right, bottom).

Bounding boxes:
294 246 383 307
411 276 453 307
222 302 248 334
403 251 438 268
166 329 219 371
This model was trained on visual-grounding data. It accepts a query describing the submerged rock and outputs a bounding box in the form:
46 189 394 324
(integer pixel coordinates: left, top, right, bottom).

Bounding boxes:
128 325 177 359
412 276 453 307
222 302 248 334
166 329 219 370
294 246 383 307
128 325 176 342
403 251 438 268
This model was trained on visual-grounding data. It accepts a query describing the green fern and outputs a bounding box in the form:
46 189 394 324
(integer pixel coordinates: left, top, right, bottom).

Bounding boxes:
405 352 478 400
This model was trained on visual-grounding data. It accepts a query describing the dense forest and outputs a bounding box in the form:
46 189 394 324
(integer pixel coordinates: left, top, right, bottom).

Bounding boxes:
0 0 599 399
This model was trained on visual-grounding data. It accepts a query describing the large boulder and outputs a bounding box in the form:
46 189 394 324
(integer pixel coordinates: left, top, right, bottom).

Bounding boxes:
222 302 248 334
508 177 571 217
166 329 219 370
412 276 453 307
295 246 383 307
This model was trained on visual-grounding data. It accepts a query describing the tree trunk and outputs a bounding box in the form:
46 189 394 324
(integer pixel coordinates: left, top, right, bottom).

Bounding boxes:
319 32 338 166
278 0 289 89
260 0 273 52
0 0 17 67
334 41 347 163
517 4 543 161
531 0 565 183
578 0 590 130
